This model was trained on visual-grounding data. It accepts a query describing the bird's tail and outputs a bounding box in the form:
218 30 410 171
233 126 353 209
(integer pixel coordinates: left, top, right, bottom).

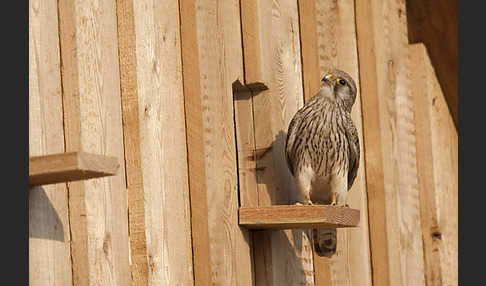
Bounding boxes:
312 228 337 257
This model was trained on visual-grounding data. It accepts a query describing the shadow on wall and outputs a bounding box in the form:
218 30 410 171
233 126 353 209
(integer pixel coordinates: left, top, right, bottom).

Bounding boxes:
29 187 65 242
251 129 314 284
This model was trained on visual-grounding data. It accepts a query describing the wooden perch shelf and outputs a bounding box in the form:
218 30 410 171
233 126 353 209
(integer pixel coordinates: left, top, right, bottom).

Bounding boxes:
239 205 360 230
29 152 120 186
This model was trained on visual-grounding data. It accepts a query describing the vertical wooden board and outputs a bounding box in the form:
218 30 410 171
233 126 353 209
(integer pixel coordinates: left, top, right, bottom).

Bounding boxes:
312 0 372 285
409 43 443 286
426 50 458 286
132 0 194 284
297 0 320 103
182 0 254 284
116 0 148 284
240 0 264 85
58 0 130 284
179 0 212 284
411 44 458 286
356 0 427 285
248 0 314 285
117 0 194 284
29 0 72 284
234 88 259 208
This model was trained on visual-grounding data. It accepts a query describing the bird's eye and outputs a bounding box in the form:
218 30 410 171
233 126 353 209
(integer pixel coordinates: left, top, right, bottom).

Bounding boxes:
337 78 346 86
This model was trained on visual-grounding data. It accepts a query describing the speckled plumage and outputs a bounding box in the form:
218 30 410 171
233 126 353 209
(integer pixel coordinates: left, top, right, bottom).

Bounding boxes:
285 69 360 257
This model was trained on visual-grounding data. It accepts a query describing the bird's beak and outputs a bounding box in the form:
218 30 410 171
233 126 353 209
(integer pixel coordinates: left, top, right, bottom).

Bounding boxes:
322 73 334 86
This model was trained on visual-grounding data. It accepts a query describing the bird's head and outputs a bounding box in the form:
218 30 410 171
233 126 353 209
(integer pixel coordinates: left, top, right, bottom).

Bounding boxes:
320 69 357 111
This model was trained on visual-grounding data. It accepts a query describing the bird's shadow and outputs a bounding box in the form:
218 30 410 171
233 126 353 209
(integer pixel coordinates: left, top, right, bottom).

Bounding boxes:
250 130 314 284
29 186 65 242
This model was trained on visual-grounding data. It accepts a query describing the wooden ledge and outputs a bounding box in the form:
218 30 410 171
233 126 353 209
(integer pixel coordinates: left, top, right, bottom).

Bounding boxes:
238 205 360 230
29 152 120 186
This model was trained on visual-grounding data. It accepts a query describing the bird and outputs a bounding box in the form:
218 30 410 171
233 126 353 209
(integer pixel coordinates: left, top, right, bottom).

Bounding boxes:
285 69 360 257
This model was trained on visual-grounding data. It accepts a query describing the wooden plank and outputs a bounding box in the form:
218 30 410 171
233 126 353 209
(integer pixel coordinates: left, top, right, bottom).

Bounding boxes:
240 0 264 85
409 43 442 286
312 0 373 285
117 0 194 284
115 0 148 284
29 152 119 186
244 0 314 285
356 0 427 285
410 43 458 286
57 0 131 284
429 58 458 286
29 0 72 283
239 206 360 230
179 1 212 285
297 0 320 103
181 0 254 284
406 0 458 129
233 83 259 208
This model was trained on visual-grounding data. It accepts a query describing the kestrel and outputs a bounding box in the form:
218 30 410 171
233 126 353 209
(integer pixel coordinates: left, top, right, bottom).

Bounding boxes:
285 69 360 257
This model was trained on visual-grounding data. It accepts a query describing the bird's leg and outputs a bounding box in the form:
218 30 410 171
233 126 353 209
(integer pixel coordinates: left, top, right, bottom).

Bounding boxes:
331 192 337 206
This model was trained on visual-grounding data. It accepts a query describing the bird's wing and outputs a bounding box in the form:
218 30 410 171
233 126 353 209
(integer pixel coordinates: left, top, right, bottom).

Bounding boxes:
345 117 360 190
285 114 300 176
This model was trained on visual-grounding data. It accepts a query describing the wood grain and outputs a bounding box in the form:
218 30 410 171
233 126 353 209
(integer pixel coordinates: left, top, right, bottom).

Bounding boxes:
410 43 457 286
240 0 264 85
58 0 131 284
117 0 194 284
312 0 373 285
355 0 426 285
233 83 258 208
115 0 148 283
29 152 119 186
29 0 72 283
179 0 212 284
181 0 254 284
297 0 320 103
243 0 314 285
239 205 360 230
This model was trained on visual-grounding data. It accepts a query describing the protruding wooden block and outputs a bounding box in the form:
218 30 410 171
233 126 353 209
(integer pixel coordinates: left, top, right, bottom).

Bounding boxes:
239 205 360 230
29 152 119 186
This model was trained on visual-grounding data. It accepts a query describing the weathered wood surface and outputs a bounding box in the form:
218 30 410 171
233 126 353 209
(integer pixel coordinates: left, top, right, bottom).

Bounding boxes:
310 0 374 285
58 0 131 284
116 0 194 284
29 152 119 186
239 205 360 230
410 43 458 286
29 0 72 283
181 0 254 284
356 0 426 285
239 0 315 285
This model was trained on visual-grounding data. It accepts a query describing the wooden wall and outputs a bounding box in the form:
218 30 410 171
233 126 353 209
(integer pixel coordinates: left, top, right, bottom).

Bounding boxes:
29 0 457 285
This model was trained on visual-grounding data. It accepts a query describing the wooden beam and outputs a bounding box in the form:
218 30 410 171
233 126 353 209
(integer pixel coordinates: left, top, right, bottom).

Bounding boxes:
239 205 360 230
29 152 119 186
